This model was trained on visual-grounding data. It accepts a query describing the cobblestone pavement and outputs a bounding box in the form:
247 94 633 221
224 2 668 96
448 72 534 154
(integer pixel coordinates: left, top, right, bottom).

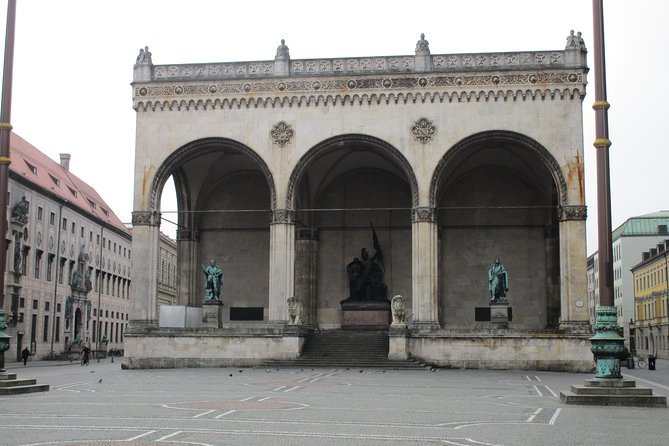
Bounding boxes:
1 359 667 446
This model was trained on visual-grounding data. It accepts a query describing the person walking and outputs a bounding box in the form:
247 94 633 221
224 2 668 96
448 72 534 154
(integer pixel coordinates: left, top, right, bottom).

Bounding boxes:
21 347 30 366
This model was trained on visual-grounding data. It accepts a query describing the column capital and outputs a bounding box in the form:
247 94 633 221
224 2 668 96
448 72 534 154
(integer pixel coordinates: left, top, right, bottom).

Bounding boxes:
411 207 437 223
558 205 587 222
270 209 296 224
131 211 161 227
176 229 198 241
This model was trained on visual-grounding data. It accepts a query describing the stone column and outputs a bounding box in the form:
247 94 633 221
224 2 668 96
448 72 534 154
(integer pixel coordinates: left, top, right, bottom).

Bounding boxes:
411 207 440 329
295 228 318 326
176 228 199 307
268 210 295 324
558 205 590 332
127 211 161 332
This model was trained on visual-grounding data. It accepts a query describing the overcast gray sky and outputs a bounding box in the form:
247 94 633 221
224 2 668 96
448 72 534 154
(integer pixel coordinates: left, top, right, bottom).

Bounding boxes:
1 0 667 254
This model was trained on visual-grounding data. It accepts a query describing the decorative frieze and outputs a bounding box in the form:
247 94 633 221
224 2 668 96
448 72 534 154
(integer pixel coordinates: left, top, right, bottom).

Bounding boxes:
147 50 571 82
270 209 296 224
558 205 587 222
270 121 295 147
131 211 161 227
411 207 437 223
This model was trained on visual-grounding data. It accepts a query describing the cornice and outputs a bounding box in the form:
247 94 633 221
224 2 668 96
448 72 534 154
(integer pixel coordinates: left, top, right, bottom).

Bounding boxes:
133 70 586 111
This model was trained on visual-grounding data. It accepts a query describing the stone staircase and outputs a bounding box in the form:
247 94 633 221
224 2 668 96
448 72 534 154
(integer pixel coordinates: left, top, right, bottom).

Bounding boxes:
265 330 426 369
0 372 50 395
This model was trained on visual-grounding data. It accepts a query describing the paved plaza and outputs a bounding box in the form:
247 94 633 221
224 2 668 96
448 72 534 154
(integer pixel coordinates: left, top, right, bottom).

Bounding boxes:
1 359 668 446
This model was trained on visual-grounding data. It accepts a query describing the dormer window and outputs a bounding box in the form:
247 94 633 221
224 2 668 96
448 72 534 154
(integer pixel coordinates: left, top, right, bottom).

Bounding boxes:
48 173 60 187
86 198 96 209
67 186 77 198
24 160 37 174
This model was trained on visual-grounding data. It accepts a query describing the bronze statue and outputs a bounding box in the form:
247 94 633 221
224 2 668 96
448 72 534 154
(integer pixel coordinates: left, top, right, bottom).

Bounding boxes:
342 223 388 303
488 258 509 301
202 259 223 302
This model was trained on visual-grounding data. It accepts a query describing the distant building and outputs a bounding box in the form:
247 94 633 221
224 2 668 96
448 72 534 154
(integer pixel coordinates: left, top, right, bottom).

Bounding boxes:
587 211 669 345
3 133 132 361
158 232 177 306
630 240 669 359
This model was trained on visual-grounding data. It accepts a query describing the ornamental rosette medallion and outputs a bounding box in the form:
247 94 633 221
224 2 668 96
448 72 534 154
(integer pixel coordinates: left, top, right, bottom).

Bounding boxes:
410 117 437 144
270 121 295 147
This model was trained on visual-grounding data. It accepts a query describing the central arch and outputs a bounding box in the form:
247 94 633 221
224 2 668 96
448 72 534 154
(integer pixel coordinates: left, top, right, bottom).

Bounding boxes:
289 135 417 328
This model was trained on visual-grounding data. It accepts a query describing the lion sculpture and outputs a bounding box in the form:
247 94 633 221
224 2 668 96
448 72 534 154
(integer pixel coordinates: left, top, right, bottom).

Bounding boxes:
391 295 406 326
287 296 303 325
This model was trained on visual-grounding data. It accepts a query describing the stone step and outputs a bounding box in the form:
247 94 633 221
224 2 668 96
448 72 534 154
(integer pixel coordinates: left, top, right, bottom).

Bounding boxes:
0 378 37 387
569 385 653 396
0 373 18 380
0 384 50 395
560 391 667 407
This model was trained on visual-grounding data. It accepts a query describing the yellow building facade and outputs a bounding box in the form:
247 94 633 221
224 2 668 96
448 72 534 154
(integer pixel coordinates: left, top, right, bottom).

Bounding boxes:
631 240 669 359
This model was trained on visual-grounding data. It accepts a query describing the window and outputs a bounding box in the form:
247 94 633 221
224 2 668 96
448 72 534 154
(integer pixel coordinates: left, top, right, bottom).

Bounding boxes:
32 299 38 310
46 256 54 284
48 173 60 187
19 297 24 308
58 257 66 284
42 315 49 342
97 235 100 245
24 160 37 174
71 222 75 234
57 303 61 313
89 231 93 242
34 249 44 279
49 212 55 225
45 302 50 312
21 247 29 275
55 317 60 342
37 206 43 221
62 217 67 230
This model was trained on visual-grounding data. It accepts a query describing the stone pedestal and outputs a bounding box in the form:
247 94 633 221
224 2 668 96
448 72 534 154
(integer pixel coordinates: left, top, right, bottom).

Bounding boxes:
388 325 409 360
489 299 510 328
341 301 390 330
202 302 223 328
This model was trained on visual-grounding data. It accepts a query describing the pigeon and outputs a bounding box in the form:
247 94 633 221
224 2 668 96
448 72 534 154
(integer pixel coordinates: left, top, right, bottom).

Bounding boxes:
359 370 363 373
238 370 243 373
98 379 102 383
229 374 233 377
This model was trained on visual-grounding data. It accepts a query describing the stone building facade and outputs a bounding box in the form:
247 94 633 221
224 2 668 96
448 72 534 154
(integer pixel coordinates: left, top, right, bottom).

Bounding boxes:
126 33 592 370
3 133 132 360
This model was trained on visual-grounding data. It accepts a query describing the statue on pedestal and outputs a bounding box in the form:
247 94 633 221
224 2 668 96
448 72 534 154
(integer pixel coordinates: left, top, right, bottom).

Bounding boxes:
391 295 406 326
488 258 509 301
202 260 223 302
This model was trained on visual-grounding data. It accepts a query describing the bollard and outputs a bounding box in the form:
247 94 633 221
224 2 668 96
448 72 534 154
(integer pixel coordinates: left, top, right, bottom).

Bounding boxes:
648 355 656 370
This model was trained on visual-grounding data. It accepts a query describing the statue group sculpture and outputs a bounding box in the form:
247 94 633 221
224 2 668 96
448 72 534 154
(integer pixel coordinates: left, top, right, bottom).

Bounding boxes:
488 258 509 301
341 224 389 304
11 196 29 224
202 259 223 302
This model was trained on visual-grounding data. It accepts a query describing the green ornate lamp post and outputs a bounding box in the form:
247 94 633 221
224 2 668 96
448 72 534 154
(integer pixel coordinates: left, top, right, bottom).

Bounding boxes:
590 0 624 380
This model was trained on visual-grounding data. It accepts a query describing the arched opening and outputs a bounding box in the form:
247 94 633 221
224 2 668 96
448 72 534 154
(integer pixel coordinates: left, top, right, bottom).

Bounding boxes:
432 131 564 330
290 135 416 328
152 138 275 322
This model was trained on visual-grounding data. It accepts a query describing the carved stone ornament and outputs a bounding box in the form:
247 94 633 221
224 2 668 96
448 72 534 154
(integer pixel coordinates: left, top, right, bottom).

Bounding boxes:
411 207 437 223
270 121 295 147
176 229 197 241
410 117 437 144
558 205 587 222
131 210 161 227
270 209 296 224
